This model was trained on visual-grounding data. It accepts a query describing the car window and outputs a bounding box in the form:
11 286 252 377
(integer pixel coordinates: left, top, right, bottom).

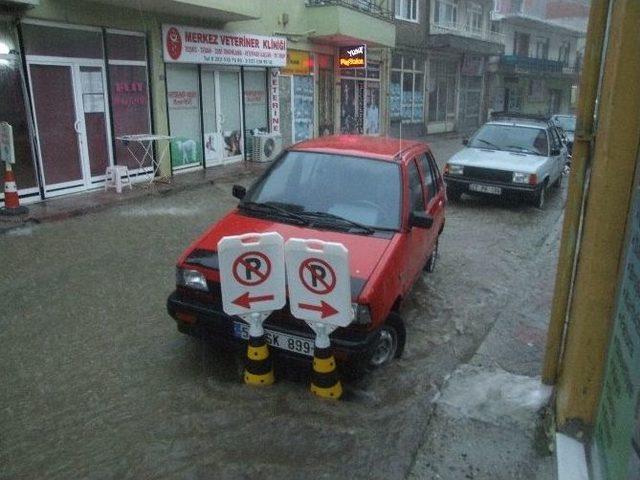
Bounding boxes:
468 124 549 156
245 150 402 230
408 159 425 211
419 154 436 202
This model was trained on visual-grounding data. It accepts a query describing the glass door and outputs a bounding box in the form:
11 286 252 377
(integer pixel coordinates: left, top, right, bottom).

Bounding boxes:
217 70 243 163
28 61 113 196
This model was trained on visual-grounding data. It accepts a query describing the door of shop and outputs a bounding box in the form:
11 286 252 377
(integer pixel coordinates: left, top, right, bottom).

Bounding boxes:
201 68 243 167
27 60 112 197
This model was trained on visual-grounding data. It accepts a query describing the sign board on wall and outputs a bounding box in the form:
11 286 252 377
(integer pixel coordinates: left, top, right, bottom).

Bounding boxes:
269 69 280 134
0 122 15 164
338 45 366 69
281 50 311 75
163 25 287 67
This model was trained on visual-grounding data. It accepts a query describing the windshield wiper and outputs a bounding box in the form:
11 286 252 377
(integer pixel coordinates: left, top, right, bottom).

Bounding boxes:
239 201 309 225
298 210 375 234
475 139 500 150
505 145 540 155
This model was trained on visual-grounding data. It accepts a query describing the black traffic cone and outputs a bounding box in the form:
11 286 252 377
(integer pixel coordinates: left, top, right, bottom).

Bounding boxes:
310 345 342 399
244 334 274 386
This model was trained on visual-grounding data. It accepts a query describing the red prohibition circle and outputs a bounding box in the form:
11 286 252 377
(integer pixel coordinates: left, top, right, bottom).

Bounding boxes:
232 251 271 286
299 258 336 295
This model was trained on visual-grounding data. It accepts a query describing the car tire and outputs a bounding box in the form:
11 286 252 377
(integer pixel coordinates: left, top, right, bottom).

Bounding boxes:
424 238 439 273
533 181 548 209
368 313 406 369
447 186 462 202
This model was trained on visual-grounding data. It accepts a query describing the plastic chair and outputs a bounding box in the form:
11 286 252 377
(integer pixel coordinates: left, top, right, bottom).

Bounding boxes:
104 165 132 193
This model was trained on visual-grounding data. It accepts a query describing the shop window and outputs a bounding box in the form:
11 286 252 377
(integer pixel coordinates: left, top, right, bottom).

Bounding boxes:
106 32 151 171
340 63 380 135
22 23 103 59
395 0 419 21
391 56 425 124
166 64 202 170
244 69 268 139
293 75 314 143
0 26 38 191
106 33 146 62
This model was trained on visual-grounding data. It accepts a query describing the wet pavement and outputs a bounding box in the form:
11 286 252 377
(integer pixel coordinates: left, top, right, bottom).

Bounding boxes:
0 138 564 479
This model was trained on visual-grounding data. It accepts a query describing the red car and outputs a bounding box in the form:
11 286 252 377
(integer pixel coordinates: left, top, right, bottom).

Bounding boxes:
167 135 446 376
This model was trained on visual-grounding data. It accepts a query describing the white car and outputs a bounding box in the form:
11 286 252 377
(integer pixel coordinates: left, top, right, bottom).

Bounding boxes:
443 117 567 209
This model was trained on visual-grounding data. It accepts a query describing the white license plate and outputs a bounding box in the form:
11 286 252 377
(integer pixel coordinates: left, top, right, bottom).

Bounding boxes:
233 321 313 357
469 183 502 195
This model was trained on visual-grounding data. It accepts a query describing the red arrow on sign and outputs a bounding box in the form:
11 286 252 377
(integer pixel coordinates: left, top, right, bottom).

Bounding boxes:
232 292 275 309
298 301 338 319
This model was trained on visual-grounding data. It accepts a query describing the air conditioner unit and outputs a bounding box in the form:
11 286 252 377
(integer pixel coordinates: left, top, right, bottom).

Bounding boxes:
251 133 282 163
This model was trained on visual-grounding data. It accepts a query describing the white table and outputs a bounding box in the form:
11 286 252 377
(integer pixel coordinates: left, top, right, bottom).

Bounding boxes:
116 134 174 184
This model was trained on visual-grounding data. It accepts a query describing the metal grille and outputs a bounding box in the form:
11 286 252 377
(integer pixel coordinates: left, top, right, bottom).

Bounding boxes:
463 167 512 183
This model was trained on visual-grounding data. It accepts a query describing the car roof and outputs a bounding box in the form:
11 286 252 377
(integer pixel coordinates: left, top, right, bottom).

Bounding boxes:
289 135 426 162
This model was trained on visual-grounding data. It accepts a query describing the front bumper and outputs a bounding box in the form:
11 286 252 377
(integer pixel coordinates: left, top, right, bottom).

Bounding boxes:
444 175 540 197
166 291 379 365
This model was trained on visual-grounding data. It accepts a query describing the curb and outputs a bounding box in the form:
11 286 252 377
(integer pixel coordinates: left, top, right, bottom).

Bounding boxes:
0 163 267 235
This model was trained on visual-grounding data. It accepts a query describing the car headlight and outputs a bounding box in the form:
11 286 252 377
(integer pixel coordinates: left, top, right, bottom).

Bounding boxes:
446 164 464 176
351 303 372 325
512 172 536 184
176 267 209 291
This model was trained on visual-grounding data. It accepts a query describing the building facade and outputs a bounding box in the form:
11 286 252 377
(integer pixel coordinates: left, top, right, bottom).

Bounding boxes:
0 0 396 205
489 0 584 116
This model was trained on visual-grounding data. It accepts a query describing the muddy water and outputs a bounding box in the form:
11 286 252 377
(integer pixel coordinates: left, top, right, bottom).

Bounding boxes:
0 167 564 479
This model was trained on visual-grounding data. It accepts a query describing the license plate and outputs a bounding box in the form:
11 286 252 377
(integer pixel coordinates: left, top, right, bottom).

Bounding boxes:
233 321 313 357
469 183 502 195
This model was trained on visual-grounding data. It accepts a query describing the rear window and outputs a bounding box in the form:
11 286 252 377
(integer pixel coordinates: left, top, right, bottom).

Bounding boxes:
468 124 549 156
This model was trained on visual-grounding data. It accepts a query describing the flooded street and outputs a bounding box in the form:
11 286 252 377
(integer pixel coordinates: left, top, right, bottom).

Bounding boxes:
0 150 564 480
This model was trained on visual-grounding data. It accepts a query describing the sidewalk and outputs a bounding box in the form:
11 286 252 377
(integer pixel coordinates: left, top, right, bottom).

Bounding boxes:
0 161 268 234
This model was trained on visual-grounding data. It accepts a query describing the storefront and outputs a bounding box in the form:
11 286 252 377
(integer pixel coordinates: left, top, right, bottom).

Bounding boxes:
0 19 39 204
162 25 286 171
278 49 314 148
17 20 153 198
339 46 382 136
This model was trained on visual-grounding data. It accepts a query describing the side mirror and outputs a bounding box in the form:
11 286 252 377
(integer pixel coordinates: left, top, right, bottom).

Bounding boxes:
410 211 434 229
232 184 246 200
462 138 469 146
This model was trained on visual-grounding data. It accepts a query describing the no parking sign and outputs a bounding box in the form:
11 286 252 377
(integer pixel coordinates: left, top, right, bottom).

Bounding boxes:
218 232 286 317
285 238 352 327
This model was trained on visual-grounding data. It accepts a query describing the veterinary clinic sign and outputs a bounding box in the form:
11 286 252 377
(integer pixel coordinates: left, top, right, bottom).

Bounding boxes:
338 45 366 69
163 25 287 67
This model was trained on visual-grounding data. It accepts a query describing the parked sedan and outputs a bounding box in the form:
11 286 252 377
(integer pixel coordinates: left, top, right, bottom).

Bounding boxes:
444 118 566 209
551 114 576 155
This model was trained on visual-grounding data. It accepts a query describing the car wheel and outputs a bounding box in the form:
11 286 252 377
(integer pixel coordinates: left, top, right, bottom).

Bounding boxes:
424 238 439 273
533 181 547 209
447 186 462 202
368 313 406 368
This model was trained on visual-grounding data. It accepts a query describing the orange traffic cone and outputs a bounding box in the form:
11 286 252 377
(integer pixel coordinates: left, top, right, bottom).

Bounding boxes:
1 163 28 216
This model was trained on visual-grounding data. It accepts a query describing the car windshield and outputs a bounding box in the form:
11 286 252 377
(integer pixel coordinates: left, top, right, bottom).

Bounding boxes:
244 151 402 230
468 124 549 156
553 116 576 132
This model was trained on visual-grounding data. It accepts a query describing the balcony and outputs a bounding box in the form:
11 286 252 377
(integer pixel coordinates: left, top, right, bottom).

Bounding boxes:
500 55 578 75
430 21 505 44
306 0 394 21
305 0 396 47
88 0 259 22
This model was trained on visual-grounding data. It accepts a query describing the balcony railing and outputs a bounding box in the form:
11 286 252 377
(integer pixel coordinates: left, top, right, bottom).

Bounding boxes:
305 0 394 21
500 55 578 74
430 21 506 44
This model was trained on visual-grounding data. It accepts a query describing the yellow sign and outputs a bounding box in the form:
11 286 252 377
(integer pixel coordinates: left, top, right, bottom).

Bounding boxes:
281 50 311 75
